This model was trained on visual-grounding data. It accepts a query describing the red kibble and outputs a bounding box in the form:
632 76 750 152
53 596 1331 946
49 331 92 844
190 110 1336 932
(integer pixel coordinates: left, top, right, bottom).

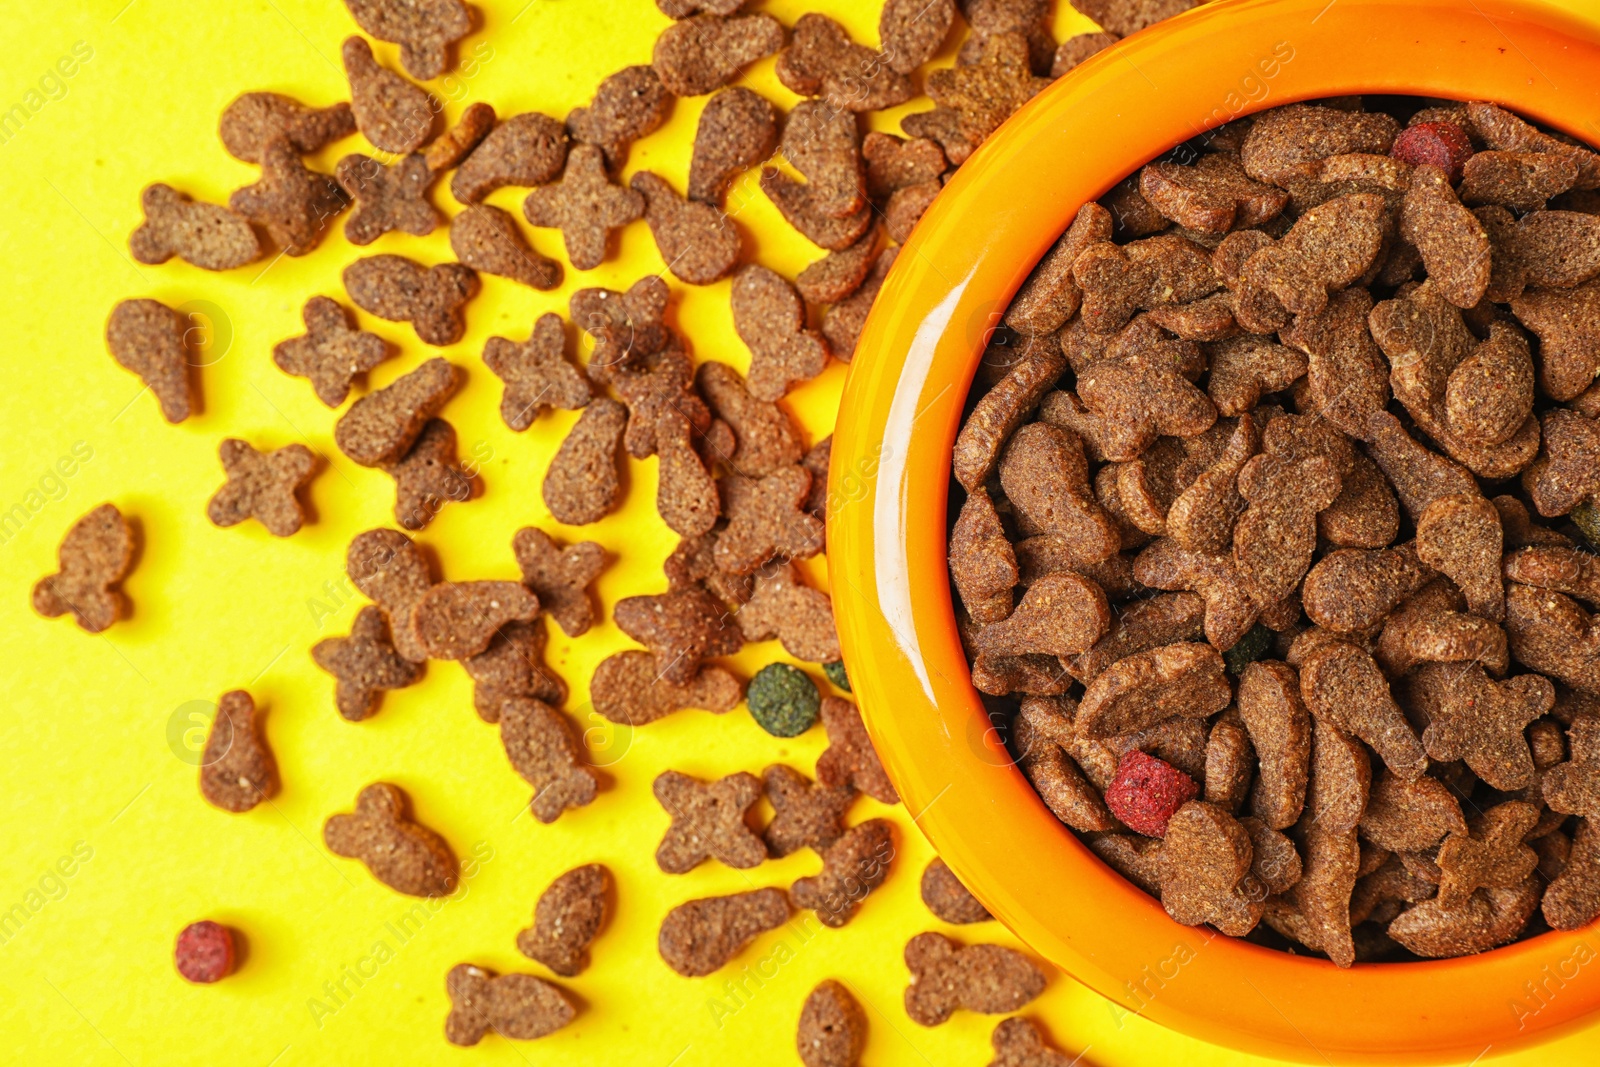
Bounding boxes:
175 921 235 983
1391 122 1476 183
1104 751 1199 838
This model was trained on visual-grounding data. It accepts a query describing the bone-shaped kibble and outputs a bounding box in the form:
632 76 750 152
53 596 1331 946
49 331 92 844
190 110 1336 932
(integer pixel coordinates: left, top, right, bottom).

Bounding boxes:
791 819 894 928
32 503 134 634
344 255 479 347
737 561 841 663
568 64 672 169
632 171 741 286
658 888 790 977
732 265 831 402
997 423 1122 563
229 138 347 256
449 203 562 290
273 296 390 408
1233 446 1341 609
903 932 1045 1026
482 314 590 431
444 963 574 1046
311 605 422 721
334 356 459 466
500 696 598 824
511 527 604 638
410 581 540 661
129 183 261 271
1076 642 1231 738
199 690 279 813
590 650 742 725
218 91 354 163
324 781 457 895
654 13 786 97
1300 642 1426 779
714 466 825 576
764 764 855 857
206 438 316 537
342 0 470 81
614 585 743 685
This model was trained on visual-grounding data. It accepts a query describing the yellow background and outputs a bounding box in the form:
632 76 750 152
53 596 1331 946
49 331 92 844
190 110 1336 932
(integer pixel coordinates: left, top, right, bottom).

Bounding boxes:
2 1 1596 1064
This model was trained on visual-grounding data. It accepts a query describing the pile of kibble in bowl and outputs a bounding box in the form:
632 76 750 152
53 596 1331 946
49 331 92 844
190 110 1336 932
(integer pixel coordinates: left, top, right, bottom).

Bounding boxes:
948 95 1600 966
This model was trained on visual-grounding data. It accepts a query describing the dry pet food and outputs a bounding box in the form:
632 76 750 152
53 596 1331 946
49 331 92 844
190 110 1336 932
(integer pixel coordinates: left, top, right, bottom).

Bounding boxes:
32 503 134 634
218 91 354 162
326 782 457 895
688 87 778 205
452 111 569 203
523 144 646 271
817 697 899 804
790 818 894 927
273 296 390 407
517 863 610 977
921 857 992 923
106 298 193 423
500 697 598 823
334 356 459 466
543 397 627 524
733 265 831 401
568 65 674 170
747 662 821 737
797 979 867 1067
450 203 563 290
652 14 785 97
512 526 604 637
199 690 278 814
347 527 434 663
764 764 855 857
482 314 591 431
631 171 742 285
903 931 1046 1026
658 887 790 976
312 604 423 721
412 580 540 660
206 438 317 537
343 256 479 346
129 184 261 270
342 36 433 155
342 0 470 81
423 101 496 173
654 769 766 873
337 152 441 244
444 963 575 1046
228 138 347 256
175 921 235 984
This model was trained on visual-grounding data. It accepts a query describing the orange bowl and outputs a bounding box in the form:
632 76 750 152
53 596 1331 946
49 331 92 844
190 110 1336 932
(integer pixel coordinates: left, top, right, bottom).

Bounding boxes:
828 0 1600 1062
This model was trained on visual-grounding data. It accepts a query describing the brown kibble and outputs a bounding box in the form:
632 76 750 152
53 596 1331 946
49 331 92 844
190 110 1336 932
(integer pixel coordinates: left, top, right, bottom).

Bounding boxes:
384 417 474 531
697 361 803 477
921 858 991 924
959 0 1057 73
1233 440 1342 607
463 619 567 722
1239 192 1388 323
1075 342 1218 461
199 690 278 813
129 184 261 271
423 101 495 173
821 246 896 359
998 423 1122 562
1140 153 1288 234
782 101 866 220
1300 642 1426 778
1240 104 1399 187
1074 233 1221 335
1435 800 1540 907
1378 586 1509 677
482 314 590 432
1495 496 1573 550
654 14 785 97
451 112 568 203
522 144 645 271
738 562 839 663
1271 822 1360 966
336 152 438 244
953 340 1070 491
1359 772 1466 852
1422 665 1553 791
1076 642 1231 738
344 255 478 346
571 275 673 376
1238 661 1311 830
590 650 742 725
1069 593 1205 683
324 781 456 895
817 697 898 804
659 890 792 983
654 769 765 873
778 14 911 111
412 580 540 660
1527 408 1600 518
450 203 562 290
1506 546 1600 610
1416 493 1505 620
1388 878 1541 958
206 438 316 537
444 963 574 1046
792 819 894 927
732 265 832 403
927 32 1050 145
1513 281 1600 403
761 166 873 251
797 979 867 1067
764 764 854 857
1304 716 1371 834
312 605 423 721
334 356 458 466
1466 100 1600 188
106 298 194 423
687 87 777 206
715 465 825 575
974 572 1111 659
500 696 598 822
901 106 980 168
1005 203 1114 335
1132 538 1261 650
342 36 432 155
516 863 609 977
1165 415 1258 555
273 296 390 407
347 527 434 662
1077 0 1196 35
1278 288 1391 440
1320 449 1401 549
1156 801 1262 935
1302 542 1433 633
1206 335 1307 416
1459 150 1579 212
615 584 742 685
1401 165 1491 308
219 91 354 163
1014 697 1118 831
1052 30 1119 76
880 0 955 74
543 398 626 525
1479 207 1600 302
1544 817 1600 930
511 527 603 638
1364 410 1478 522
632 171 740 285
568 65 672 170
1543 715 1600 818
342 0 469 81
229 137 348 255
950 488 1019 626
32 504 134 634
903 931 1045 1026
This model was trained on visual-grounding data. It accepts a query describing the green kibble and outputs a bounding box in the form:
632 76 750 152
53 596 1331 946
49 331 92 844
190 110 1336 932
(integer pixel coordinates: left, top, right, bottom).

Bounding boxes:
1573 502 1600 550
747 663 821 737
822 659 851 692
1224 624 1274 676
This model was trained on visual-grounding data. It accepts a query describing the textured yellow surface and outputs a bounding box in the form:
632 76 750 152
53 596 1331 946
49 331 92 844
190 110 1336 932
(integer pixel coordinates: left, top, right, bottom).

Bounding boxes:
1 1 1597 1064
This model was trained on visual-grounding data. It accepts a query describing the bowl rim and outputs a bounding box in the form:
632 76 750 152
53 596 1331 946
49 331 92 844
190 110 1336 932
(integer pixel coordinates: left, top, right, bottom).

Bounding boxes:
828 0 1600 1062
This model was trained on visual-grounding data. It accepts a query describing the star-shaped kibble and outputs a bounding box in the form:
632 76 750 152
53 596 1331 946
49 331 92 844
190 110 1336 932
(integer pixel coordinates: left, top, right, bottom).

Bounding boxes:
312 605 424 721
206 438 317 537
482 313 592 431
335 152 441 245
713 466 826 577
762 764 855 857
272 296 391 407
511 526 606 638
1421 663 1554 791
383 418 474 532
1545 715 1600 819
522 144 645 271
1435 800 1540 908
653 769 766 874
613 585 743 685
925 31 1051 144
228 137 348 256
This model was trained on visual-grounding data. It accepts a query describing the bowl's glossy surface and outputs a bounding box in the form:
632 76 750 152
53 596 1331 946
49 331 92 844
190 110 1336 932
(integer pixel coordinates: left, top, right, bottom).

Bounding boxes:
828 0 1600 1061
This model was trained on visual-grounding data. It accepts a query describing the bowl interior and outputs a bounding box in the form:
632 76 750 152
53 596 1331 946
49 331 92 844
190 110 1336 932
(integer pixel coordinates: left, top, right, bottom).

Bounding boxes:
829 0 1600 1062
